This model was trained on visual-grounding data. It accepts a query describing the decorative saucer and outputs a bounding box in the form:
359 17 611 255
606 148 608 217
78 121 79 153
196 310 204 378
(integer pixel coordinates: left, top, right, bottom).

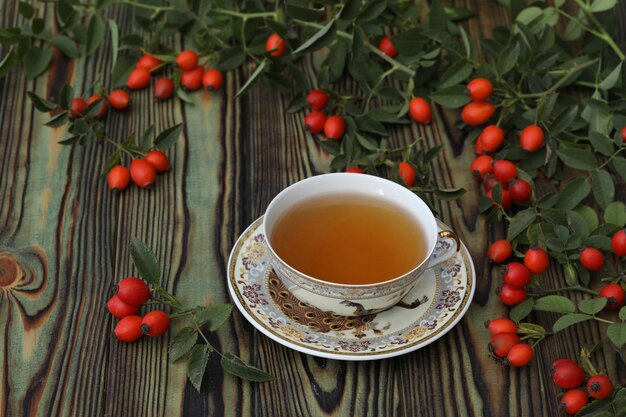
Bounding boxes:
227 217 476 361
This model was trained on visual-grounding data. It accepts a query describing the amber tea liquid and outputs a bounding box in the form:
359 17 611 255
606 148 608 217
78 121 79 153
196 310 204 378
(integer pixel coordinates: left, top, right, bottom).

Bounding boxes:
270 193 427 285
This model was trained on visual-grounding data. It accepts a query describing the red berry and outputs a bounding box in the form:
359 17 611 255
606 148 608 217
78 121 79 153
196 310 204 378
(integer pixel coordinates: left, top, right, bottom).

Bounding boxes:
485 317 518 335
114 315 143 343
552 361 585 389
304 111 327 134
399 162 416 187
488 240 513 264
127 67 151 90
505 343 533 367
474 135 485 155
599 283 625 310
503 262 531 288
611 229 626 256
493 160 517 183
560 389 589 415
181 66 204 91
345 167 365 174
482 173 498 193
552 358 576 368
108 89 131 110
176 50 198 71
130 159 157 189
587 374 613 400
87 95 108 117
470 155 494 180
202 68 224 91
306 90 329 111
520 125 544 152
524 247 549 274
579 247 604 272
378 36 398 58
408 97 432 124
621 126 626 142
499 284 527 306
70 97 87 119
466 78 493 101
487 187 512 210
509 179 532 203
489 332 520 358
141 310 170 337
107 295 140 319
324 115 346 140
117 277 151 306
107 165 131 193
461 101 495 126
477 125 504 153
136 54 162 72
265 33 286 57
153 77 175 101
144 150 170 174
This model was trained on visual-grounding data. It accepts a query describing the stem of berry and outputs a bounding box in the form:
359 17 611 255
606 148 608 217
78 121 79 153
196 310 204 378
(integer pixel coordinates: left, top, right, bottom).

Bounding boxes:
535 286 599 296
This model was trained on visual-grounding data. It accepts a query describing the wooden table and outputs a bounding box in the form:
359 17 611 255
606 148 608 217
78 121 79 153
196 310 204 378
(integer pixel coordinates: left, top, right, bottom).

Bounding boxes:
1 1 625 416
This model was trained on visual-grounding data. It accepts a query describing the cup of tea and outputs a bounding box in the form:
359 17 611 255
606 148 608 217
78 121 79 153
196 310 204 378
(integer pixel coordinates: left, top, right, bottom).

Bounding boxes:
262 173 460 316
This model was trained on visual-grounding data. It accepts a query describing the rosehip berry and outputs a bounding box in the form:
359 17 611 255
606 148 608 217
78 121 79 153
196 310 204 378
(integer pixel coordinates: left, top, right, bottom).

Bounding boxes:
117 277 151 306
524 247 549 274
474 135 485 155
107 295 140 319
265 33 286 57
141 310 170 337
408 97 432 124
378 36 398 58
114 315 143 343
153 77 175 101
488 240 513 264
304 111 327 134
466 78 493 101
482 173 498 193
306 90 329 111
552 360 585 389
499 284 527 306
130 159 157 189
560 389 589 415
520 125 544 152
485 317 518 336
621 126 626 142
324 115 346 140
509 179 532 203
136 54 162 72
202 68 224 91
552 358 576 368
107 165 131 193
176 50 198 71
87 95 108 117
611 229 626 256
579 247 604 271
70 97 87 119
126 67 151 90
493 160 517 183
503 262 531 288
181 66 204 91
461 101 495 126
399 162 416 187
470 155 494 180
477 125 504 153
599 283 625 310
489 332 520 358
587 374 613 400
108 89 131 111
487 187 512 210
505 343 533 367
345 167 365 174
144 150 170 174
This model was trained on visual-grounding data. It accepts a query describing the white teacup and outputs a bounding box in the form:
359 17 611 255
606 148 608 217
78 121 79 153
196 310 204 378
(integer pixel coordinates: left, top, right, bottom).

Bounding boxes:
262 173 460 316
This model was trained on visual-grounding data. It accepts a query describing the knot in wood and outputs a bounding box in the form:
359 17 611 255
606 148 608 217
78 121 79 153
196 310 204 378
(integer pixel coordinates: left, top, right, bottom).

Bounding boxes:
0 254 21 287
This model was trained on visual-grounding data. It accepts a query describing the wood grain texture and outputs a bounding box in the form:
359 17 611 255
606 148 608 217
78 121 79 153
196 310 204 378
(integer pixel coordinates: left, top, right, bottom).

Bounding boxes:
0 1 625 417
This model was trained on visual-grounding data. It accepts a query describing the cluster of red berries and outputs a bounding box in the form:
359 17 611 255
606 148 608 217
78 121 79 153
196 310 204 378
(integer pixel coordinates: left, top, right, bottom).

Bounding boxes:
486 318 533 367
107 150 171 193
462 78 496 126
551 358 614 414
302 89 346 141
107 277 170 343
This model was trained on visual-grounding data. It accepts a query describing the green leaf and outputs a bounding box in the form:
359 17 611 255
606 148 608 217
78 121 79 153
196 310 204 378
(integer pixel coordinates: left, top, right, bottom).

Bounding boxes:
194 304 233 331
556 178 591 211
619 306 626 321
604 202 626 227
140 126 154 152
108 19 119 68
59 84 73 110
293 20 336 55
591 170 615 209
85 14 105 54
507 208 537 241
169 327 198 362
533 295 576 313
510 298 534 323
574 399 612 417
339 0 362 20
83 98 104 118
27 91 57 112
428 0 448 30
556 145 597 171
582 235 612 252
550 105 579 135
599 62 622 90
439 61 472 89
236 59 267 98
110 55 135 88
154 123 183 151
45 112 69 128
285 93 307 114
187 344 211 392
435 188 466 200
18 2 34 19
50 35 78 59
573 205 599 231
25 47 53 80
429 85 471 108
552 313 592 333
358 0 388 22
100 150 121 176
607 322 626 348
578 298 607 315
0 50 17 78
611 157 626 181
496 41 520 76
589 132 614 156
284 2 325 21
218 47 246 71
129 238 161 286
220 353 274 382
589 0 617 12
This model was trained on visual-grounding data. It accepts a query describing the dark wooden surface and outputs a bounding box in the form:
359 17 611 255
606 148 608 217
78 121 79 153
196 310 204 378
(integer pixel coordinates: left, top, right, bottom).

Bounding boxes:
1 1 625 416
